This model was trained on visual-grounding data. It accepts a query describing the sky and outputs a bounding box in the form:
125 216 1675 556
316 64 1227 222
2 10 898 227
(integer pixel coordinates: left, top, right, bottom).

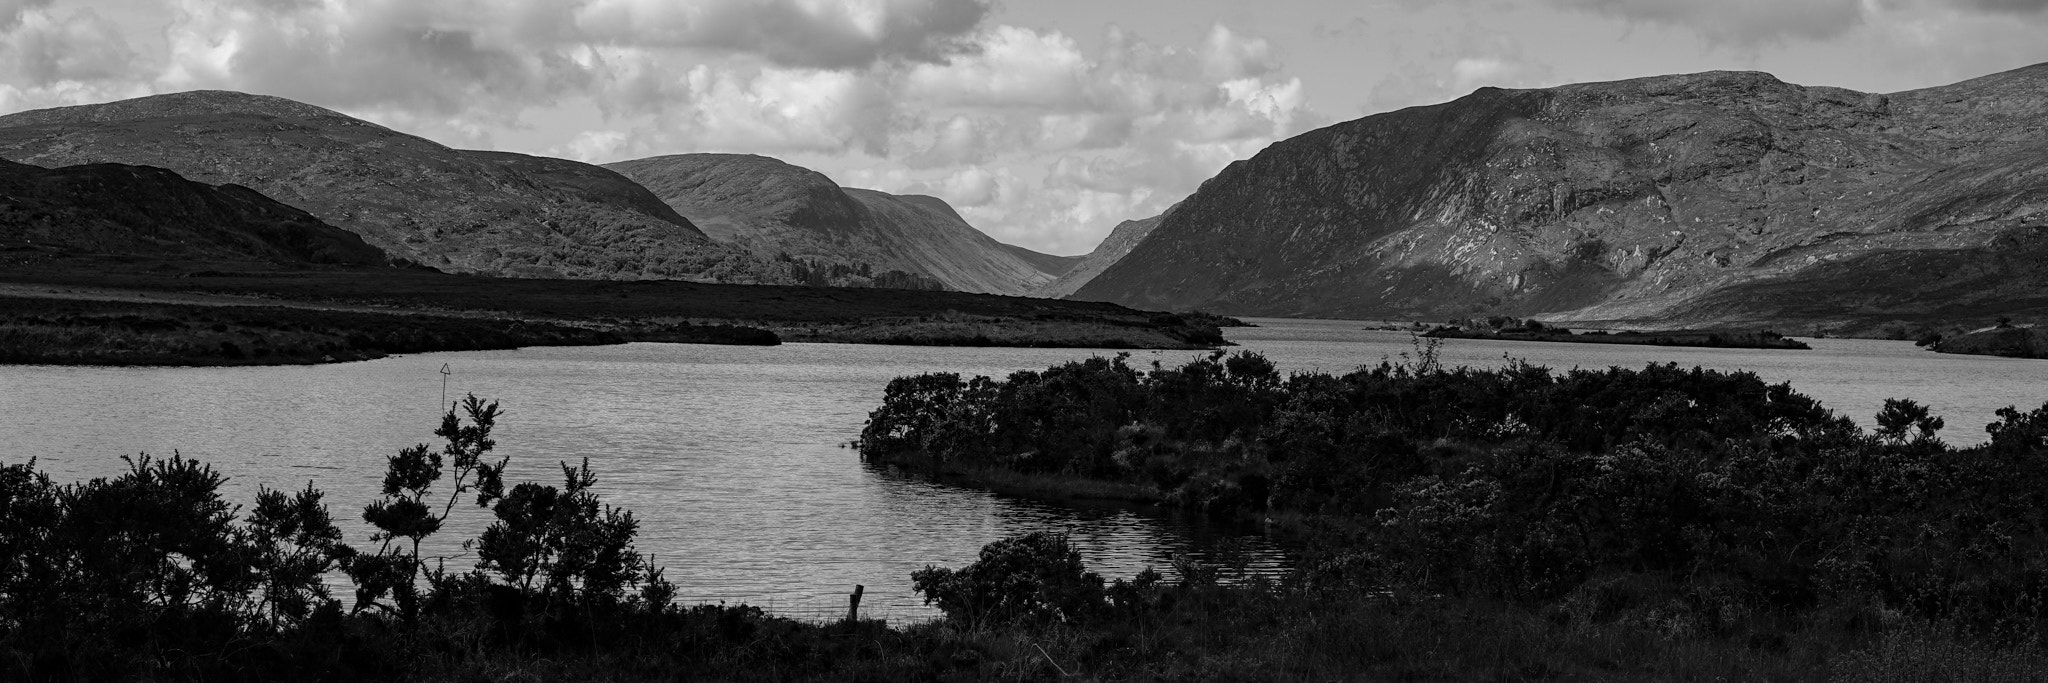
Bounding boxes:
3 1 2047 256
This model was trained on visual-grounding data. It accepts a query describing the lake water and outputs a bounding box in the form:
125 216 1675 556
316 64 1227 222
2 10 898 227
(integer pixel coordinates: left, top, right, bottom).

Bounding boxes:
2 317 2043 621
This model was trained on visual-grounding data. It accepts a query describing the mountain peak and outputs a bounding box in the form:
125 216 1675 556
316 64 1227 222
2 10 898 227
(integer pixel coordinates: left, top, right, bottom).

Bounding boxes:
0 90 371 130
1073 63 2048 330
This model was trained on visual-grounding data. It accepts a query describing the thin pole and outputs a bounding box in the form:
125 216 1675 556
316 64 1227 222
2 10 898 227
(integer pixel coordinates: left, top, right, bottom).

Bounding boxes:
440 363 452 409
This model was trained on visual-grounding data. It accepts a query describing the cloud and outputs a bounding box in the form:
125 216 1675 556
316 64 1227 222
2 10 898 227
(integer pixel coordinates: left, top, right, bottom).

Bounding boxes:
1547 0 1866 43
1366 29 1559 113
1542 0 2048 45
1947 0 2048 12
574 0 991 68
2 6 138 85
146 0 990 126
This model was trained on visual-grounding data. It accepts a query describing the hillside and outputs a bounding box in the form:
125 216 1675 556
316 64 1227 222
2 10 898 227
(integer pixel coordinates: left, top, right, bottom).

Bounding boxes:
605 153 1072 295
1035 206 1173 298
0 158 384 266
0 91 784 282
1071 63 2048 333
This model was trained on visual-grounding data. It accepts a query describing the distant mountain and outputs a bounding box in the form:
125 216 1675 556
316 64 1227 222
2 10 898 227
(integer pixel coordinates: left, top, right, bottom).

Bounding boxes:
1035 206 1173 298
0 91 782 282
0 158 385 265
605 153 1072 295
1073 63 2048 333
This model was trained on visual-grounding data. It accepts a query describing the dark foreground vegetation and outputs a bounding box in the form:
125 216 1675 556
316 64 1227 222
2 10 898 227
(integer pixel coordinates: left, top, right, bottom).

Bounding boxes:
1426 316 1809 350
0 296 775 366
0 259 1229 352
855 346 2048 679
16 352 2048 681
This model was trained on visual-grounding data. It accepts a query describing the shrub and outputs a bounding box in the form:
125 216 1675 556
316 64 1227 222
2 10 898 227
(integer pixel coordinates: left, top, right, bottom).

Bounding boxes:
911 531 1106 627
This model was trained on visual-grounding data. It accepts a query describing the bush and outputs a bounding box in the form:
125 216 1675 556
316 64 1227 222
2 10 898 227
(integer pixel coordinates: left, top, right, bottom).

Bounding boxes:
912 531 1106 627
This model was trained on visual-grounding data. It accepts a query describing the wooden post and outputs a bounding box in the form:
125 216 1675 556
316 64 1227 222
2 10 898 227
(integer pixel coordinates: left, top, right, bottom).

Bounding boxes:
846 584 864 623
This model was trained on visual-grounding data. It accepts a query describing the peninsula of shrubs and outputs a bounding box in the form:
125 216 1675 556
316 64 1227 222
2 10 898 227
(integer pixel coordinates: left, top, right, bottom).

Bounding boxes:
11 342 2048 680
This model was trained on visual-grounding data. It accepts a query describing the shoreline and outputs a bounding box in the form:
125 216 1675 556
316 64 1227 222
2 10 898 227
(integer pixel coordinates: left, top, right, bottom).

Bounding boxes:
1422 325 1812 350
0 265 1232 366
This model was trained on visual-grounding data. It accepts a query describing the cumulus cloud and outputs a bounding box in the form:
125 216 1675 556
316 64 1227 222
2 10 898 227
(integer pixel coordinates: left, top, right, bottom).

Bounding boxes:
560 20 1322 253
145 0 991 125
3 6 137 85
1946 0 2048 12
0 1 151 115
1548 0 1866 43
574 0 991 68
1366 29 1559 113
1542 0 2048 45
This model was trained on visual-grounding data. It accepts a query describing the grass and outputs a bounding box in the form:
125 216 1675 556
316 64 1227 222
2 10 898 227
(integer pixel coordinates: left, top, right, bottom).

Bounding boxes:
0 296 627 366
0 258 1229 352
304 584 2048 682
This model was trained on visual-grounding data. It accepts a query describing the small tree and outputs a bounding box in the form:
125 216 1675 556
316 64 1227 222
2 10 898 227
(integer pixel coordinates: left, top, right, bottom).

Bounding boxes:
1875 398 1945 444
348 394 508 620
471 457 669 613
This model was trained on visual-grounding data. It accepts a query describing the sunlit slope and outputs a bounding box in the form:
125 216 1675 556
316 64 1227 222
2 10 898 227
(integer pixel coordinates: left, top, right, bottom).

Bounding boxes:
1073 63 2048 331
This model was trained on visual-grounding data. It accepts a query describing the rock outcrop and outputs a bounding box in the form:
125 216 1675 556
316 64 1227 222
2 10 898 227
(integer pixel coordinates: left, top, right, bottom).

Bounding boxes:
0 158 385 265
607 153 1075 295
0 91 781 282
1072 63 2048 332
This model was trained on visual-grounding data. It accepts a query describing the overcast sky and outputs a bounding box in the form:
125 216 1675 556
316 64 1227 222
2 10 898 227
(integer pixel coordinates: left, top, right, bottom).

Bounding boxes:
4 0 2046 255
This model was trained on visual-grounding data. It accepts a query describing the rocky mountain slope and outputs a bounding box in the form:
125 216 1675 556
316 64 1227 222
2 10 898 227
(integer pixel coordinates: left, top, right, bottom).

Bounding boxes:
0 158 384 265
1073 63 2048 332
0 91 781 282
1035 206 1174 298
605 154 1074 295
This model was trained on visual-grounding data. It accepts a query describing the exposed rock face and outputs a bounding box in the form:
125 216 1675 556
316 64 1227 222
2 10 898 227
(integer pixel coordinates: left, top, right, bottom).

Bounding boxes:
606 153 1073 295
0 91 781 282
0 158 385 265
1073 64 2048 330
1035 206 1173 298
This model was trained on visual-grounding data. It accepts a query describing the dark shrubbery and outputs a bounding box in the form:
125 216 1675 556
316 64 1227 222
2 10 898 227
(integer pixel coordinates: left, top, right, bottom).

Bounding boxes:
0 396 704 681
912 531 1106 627
858 348 2048 636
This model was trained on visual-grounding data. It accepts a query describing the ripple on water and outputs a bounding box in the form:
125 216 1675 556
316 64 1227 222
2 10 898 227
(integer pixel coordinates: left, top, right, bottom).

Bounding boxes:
4 318 2040 619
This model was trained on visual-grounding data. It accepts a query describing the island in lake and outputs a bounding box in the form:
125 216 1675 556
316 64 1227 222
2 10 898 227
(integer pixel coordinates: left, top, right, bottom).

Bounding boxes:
1422 317 1811 350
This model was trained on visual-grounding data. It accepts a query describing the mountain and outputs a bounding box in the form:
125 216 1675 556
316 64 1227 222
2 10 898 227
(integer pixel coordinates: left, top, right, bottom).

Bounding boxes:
605 153 1073 295
1035 206 1174 298
0 91 781 282
1072 63 2048 332
0 158 385 265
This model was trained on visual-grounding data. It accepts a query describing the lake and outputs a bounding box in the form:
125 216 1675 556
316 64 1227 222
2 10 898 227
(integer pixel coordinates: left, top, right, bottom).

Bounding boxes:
2 317 2042 620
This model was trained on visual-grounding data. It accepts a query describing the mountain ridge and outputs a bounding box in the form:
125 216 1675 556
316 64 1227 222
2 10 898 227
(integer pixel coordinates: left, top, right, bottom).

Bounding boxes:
1071 62 2048 331
606 153 1073 295
0 90 797 283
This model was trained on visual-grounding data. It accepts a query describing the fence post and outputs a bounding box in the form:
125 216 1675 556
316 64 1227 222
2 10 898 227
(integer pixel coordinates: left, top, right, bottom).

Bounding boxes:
846 584 864 623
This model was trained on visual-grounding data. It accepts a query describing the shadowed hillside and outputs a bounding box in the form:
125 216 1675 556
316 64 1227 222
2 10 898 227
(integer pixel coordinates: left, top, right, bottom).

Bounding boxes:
0 158 384 266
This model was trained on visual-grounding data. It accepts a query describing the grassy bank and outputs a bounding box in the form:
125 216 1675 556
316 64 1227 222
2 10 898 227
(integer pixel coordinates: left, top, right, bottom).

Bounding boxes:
0 259 1229 351
0 295 655 366
1932 324 2048 359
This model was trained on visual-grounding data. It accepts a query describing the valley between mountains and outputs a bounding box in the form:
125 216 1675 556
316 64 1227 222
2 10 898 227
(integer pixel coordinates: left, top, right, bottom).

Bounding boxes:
4 62 2046 363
